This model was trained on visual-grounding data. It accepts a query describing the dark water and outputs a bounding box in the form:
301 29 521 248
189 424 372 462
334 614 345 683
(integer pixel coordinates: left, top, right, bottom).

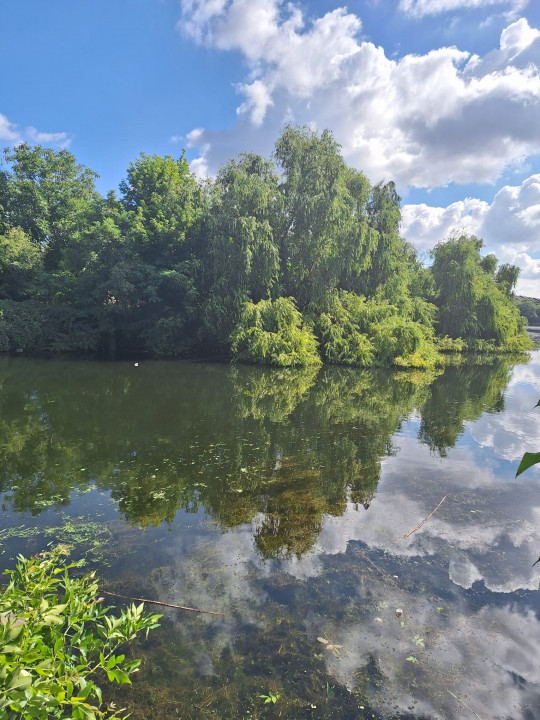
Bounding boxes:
1 353 540 719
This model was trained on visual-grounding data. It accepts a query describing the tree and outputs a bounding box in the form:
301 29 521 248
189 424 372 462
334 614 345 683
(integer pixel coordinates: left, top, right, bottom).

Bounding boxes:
495 262 520 297
357 181 404 300
0 227 42 300
274 126 375 308
0 144 100 276
200 153 280 352
430 235 531 351
116 153 203 356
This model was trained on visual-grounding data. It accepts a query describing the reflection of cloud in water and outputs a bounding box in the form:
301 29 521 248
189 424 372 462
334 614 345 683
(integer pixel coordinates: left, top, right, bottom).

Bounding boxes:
289 419 540 593
331 594 540 719
470 352 540 464
137 354 540 716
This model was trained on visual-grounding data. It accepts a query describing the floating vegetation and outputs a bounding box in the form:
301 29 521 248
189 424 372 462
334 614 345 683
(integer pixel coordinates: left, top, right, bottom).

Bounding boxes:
0 515 112 561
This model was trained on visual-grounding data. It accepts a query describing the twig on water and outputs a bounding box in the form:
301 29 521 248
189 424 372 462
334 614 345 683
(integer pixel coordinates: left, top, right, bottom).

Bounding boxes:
101 590 224 617
446 689 484 720
391 495 448 545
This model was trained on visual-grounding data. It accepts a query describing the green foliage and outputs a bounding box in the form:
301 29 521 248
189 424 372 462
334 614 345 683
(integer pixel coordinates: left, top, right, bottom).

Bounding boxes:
231 297 321 367
0 300 44 352
516 297 540 325
0 134 535 365
274 125 375 307
0 144 100 279
0 301 101 354
200 153 280 352
516 399 540 476
310 291 441 368
310 293 375 367
260 691 279 704
0 546 161 720
370 314 440 369
430 235 532 352
436 335 467 352
495 263 520 296
0 227 42 300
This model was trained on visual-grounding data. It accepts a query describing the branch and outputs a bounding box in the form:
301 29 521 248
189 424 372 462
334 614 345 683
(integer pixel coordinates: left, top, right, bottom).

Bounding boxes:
391 495 448 545
101 590 224 617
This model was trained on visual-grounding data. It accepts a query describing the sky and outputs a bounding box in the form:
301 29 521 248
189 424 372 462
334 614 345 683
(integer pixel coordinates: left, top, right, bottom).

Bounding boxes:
1 0 540 295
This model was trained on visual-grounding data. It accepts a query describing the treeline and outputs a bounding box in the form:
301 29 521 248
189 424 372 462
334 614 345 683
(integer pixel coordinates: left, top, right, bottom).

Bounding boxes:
516 296 540 325
0 126 532 366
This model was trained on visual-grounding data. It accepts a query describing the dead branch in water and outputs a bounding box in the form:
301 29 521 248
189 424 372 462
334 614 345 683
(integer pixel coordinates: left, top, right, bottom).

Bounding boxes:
101 590 224 616
391 495 448 545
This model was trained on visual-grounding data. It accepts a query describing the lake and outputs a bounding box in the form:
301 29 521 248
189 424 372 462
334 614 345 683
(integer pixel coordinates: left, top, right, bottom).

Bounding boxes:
1 352 539 719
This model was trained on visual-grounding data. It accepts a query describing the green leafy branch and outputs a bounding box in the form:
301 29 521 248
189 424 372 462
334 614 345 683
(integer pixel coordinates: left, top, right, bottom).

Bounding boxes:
0 546 161 720
516 399 540 477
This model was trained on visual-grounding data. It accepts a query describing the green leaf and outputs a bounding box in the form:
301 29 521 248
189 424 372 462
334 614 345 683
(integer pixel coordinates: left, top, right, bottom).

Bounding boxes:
516 452 540 476
111 668 131 684
2 644 22 655
8 668 33 690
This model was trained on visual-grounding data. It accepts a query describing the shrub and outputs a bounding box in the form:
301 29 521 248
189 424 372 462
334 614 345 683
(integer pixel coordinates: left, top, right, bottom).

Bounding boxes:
0 546 161 720
310 294 374 367
436 335 467 352
231 297 321 367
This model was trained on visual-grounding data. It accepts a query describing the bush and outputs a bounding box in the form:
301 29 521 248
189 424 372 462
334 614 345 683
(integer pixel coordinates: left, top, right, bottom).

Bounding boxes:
436 335 467 352
0 546 161 720
310 293 374 366
0 301 101 354
231 297 321 367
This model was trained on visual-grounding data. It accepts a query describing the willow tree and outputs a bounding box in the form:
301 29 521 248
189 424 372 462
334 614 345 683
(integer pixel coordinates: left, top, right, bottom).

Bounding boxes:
273 125 375 309
201 153 281 353
430 234 531 351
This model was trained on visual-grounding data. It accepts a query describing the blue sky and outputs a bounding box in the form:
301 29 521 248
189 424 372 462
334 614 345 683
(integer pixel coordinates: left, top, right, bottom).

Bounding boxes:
1 0 540 294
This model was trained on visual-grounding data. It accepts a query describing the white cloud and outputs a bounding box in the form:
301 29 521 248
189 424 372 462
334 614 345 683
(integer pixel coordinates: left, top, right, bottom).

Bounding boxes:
0 113 71 149
399 0 529 18
179 5 540 191
237 79 274 126
500 16 540 54
401 173 540 295
0 113 22 144
25 127 71 149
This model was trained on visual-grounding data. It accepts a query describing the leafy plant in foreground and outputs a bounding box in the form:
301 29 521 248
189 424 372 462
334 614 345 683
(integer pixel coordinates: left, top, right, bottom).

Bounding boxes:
515 398 540 477
0 546 161 719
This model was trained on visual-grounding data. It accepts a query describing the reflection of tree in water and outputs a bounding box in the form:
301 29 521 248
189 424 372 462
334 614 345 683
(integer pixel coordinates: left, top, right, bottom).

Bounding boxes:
254 459 344 559
418 359 514 456
231 364 319 423
0 357 522 557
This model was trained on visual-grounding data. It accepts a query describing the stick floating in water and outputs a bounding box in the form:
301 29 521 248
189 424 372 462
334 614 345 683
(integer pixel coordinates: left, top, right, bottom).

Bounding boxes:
101 590 225 616
391 495 448 544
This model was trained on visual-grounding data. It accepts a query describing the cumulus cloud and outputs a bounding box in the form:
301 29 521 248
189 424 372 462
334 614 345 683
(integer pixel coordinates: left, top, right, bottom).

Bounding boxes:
0 113 71 149
25 126 71 148
178 4 540 190
0 113 22 144
401 173 540 295
399 0 529 18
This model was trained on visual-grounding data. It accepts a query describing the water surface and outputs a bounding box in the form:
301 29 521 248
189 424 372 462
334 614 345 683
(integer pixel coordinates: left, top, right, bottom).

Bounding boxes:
1 353 539 719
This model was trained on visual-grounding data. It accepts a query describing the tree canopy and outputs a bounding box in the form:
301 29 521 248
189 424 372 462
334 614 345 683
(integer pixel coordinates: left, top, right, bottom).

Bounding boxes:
0 128 532 365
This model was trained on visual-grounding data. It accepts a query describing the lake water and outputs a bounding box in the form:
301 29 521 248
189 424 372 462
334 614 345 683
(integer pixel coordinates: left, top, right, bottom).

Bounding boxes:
1 352 540 719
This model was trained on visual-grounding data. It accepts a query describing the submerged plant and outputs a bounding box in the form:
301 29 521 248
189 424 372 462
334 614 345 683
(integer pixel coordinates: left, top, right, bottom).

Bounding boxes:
0 546 161 720
259 690 279 704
